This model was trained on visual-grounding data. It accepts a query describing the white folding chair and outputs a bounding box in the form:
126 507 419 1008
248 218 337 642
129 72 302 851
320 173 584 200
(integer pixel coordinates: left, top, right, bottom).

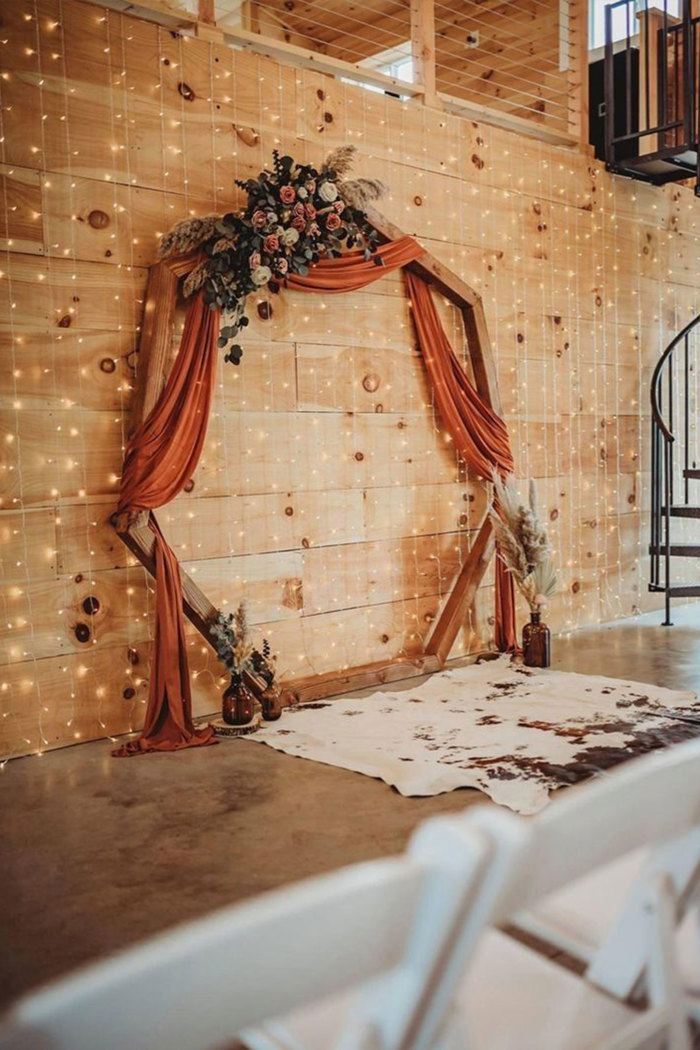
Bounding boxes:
244 738 700 1050
0 812 499 1050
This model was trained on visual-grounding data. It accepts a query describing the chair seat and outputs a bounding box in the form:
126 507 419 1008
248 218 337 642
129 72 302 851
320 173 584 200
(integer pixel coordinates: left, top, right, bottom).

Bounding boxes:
241 930 640 1050
515 849 700 992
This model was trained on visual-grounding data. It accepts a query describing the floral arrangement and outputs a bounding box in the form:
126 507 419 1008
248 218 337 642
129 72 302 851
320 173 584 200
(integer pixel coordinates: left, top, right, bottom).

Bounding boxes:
159 145 387 364
210 602 277 686
490 473 558 612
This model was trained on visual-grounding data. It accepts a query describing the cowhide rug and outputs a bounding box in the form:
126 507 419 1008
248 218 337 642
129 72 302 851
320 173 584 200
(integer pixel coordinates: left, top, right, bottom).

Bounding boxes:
246 657 699 814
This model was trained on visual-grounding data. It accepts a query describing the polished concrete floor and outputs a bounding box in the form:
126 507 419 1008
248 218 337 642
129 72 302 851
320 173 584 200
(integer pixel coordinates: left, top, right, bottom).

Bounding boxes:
1 603 699 1010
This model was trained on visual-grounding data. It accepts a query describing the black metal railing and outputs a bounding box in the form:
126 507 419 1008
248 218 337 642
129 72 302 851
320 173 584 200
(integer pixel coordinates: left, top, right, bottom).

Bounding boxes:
650 314 700 623
603 0 700 190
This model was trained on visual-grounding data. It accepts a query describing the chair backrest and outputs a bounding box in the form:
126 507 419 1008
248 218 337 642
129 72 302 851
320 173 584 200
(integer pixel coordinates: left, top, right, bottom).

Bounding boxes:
0 816 494 1050
401 737 700 1050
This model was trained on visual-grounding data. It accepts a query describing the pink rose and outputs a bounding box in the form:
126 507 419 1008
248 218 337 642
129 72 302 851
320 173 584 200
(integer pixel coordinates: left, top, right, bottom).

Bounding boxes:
325 212 342 231
304 203 317 220
279 185 295 204
293 202 305 217
252 210 266 228
276 257 288 275
263 234 280 253
334 200 345 214
249 251 261 270
291 216 306 231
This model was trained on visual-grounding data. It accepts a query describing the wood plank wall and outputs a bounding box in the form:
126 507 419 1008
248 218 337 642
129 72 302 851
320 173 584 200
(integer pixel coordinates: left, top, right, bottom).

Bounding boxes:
1 0 699 759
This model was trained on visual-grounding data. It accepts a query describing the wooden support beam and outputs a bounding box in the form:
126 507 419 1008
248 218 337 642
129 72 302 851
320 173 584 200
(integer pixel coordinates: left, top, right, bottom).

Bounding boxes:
463 297 502 415
198 0 215 24
281 653 444 705
425 517 495 664
411 0 440 109
566 0 590 144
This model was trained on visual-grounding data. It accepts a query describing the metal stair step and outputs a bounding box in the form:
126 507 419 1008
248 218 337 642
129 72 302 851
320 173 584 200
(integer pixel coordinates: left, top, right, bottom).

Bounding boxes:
649 585 700 598
684 469 700 480
649 544 700 557
663 506 700 518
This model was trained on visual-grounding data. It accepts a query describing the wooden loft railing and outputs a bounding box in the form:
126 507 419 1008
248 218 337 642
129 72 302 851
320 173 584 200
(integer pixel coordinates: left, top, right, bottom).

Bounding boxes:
94 0 589 149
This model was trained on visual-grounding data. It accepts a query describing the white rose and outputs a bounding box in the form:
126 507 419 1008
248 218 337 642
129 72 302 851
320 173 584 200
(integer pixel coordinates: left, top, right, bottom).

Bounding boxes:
318 181 338 203
297 186 308 200
282 228 299 246
251 265 272 286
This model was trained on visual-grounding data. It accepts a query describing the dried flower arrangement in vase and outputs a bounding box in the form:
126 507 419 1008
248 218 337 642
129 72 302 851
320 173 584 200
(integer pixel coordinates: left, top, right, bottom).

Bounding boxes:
490 474 558 667
210 602 279 725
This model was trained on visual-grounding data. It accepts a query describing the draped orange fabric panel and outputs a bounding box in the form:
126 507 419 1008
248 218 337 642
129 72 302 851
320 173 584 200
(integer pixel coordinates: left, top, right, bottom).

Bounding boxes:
405 271 517 652
115 236 516 756
113 292 220 756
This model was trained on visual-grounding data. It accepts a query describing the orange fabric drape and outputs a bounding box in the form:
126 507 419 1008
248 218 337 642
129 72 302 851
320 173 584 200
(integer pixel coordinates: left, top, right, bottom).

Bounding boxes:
115 236 517 757
404 272 517 651
113 291 220 756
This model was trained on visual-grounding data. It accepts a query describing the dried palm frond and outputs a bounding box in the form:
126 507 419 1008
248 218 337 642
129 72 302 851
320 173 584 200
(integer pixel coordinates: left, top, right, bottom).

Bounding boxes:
322 144 357 177
182 260 210 299
520 559 559 609
515 505 551 569
491 472 557 609
338 177 388 211
490 511 530 581
158 214 221 259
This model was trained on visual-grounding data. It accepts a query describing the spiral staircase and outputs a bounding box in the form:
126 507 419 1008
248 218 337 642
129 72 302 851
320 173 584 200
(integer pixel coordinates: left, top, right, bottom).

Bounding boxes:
650 315 700 623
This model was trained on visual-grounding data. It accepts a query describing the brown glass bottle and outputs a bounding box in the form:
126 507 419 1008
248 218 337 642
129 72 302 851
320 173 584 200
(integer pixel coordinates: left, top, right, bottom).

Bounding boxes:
260 687 282 721
222 674 256 725
522 610 551 668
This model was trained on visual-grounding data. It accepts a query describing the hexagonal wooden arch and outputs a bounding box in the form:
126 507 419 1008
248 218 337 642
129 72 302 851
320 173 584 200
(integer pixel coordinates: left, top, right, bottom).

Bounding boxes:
115 206 502 705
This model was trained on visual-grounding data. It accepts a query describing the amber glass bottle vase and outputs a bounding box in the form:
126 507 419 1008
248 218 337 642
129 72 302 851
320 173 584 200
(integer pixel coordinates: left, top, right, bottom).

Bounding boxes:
522 610 551 668
222 674 256 726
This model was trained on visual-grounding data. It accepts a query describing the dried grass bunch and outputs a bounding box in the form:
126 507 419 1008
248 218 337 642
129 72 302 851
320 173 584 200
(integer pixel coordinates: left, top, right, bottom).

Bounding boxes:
490 472 558 612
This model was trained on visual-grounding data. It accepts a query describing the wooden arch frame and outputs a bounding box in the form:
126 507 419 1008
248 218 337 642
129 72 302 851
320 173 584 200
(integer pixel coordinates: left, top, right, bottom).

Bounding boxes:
115 208 502 705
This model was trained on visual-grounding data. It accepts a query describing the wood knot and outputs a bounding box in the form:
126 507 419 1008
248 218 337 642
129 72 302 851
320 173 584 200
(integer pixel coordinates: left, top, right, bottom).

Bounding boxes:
122 687 135 700
178 81 195 101
380 633 390 644
100 358 116 374
234 125 260 147
285 506 294 516
471 154 484 170
549 508 559 521
257 301 273 320
183 478 195 493
362 372 380 393
57 314 71 327
301 537 310 549
323 111 333 124
413 195 423 206
82 596 100 616
374 403 383 413
127 648 139 665
354 451 364 461
88 209 109 229
74 623 91 643
571 580 581 594
316 88 325 100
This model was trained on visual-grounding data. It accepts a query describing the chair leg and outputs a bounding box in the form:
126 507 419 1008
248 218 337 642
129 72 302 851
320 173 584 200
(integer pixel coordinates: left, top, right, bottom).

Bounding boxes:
644 874 693 1050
